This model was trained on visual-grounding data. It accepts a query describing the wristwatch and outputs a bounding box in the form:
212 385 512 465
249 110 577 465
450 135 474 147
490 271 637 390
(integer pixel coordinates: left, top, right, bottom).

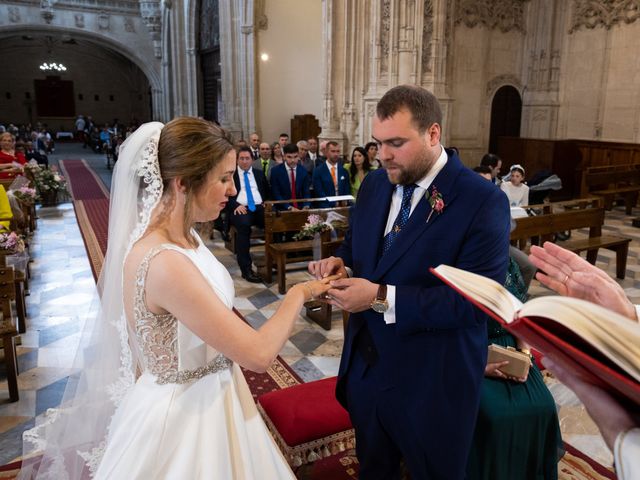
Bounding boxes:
370 284 389 313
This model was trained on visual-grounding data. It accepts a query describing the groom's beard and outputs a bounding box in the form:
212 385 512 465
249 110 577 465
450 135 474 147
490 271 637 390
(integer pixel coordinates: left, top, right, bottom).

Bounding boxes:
383 149 434 186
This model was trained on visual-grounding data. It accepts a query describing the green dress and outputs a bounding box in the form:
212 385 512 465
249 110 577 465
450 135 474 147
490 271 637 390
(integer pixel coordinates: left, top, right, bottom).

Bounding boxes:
343 164 369 198
466 258 564 480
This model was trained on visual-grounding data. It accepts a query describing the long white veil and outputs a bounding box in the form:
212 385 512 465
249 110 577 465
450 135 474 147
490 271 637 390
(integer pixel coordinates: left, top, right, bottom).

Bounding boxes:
19 122 164 479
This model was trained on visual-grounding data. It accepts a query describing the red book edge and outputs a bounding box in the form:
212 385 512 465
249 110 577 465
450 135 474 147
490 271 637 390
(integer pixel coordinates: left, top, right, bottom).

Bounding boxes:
430 267 640 406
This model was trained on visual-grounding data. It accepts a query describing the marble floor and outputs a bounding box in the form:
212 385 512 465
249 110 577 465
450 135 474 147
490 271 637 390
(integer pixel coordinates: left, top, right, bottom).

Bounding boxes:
2 143 638 470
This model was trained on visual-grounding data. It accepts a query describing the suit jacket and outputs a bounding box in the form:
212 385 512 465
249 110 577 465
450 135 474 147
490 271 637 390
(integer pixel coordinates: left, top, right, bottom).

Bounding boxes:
227 167 270 213
335 150 510 478
270 163 311 210
252 158 278 180
300 154 315 175
312 162 351 207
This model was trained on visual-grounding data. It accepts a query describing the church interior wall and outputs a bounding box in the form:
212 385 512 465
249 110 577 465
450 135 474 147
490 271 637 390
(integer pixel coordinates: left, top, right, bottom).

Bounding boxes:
0 43 151 130
448 25 525 166
256 0 323 143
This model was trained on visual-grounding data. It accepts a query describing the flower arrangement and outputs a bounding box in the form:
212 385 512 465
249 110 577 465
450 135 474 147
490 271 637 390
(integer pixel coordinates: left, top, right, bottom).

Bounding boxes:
33 166 68 195
12 186 39 205
293 214 334 241
0 231 25 253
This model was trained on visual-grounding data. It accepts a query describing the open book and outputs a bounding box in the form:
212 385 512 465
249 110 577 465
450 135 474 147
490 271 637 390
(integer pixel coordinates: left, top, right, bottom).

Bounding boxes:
432 264 640 406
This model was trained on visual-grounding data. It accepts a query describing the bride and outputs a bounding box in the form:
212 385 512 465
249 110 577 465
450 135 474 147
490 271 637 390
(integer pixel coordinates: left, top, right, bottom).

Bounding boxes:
19 118 333 479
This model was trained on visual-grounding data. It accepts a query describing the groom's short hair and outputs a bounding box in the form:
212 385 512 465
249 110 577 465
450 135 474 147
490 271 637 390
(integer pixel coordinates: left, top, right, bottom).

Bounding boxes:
376 84 442 134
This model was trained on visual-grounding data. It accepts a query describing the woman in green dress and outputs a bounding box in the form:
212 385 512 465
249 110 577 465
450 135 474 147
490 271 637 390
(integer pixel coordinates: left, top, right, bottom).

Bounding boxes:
467 257 564 480
344 146 372 198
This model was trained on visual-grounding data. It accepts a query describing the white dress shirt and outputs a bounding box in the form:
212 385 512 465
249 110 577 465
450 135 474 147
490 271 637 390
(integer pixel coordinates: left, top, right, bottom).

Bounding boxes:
615 428 640 480
236 167 263 207
383 145 448 325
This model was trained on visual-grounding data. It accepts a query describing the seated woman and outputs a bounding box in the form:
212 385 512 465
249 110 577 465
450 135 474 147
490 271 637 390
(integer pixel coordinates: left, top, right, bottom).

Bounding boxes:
0 132 26 180
364 141 380 169
501 164 530 207
0 185 13 231
344 146 372 198
467 258 563 480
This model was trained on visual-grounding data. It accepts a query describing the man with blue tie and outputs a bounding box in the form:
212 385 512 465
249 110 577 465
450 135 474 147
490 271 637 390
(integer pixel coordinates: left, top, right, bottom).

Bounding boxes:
309 85 510 479
270 143 311 211
312 141 350 207
228 146 269 283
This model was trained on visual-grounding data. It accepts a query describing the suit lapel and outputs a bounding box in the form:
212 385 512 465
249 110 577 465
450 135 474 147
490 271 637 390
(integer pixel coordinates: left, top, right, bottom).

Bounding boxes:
371 151 464 281
359 175 394 279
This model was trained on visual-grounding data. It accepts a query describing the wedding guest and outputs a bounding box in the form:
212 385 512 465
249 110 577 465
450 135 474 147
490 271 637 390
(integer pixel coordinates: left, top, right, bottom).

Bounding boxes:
344 146 371 198
364 141 380 169
480 153 502 185
19 117 334 479
310 85 510 479
312 141 350 207
467 257 562 480
271 141 284 165
270 143 311 211
252 142 276 179
501 164 529 207
228 146 269 283
0 132 26 179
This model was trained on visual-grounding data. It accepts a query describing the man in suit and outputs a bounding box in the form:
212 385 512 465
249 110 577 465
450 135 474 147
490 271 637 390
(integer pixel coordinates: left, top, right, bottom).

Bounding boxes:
297 140 315 175
252 142 277 179
307 137 319 163
309 85 510 479
270 143 311 211
312 141 350 207
249 132 260 160
228 146 269 283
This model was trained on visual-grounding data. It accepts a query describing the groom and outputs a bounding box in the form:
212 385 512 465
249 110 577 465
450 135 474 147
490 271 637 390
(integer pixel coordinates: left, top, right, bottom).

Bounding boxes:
310 85 510 479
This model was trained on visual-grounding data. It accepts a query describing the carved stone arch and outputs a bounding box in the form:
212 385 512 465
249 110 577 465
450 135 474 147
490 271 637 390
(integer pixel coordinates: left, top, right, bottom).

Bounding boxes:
485 74 523 104
0 24 164 119
0 25 161 93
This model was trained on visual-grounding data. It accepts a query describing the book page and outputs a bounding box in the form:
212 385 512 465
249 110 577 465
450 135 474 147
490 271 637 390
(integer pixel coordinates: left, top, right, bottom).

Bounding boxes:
519 297 640 383
433 265 523 323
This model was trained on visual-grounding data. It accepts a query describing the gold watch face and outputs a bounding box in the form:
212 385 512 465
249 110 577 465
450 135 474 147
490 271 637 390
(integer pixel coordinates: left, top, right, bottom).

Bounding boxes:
371 300 388 313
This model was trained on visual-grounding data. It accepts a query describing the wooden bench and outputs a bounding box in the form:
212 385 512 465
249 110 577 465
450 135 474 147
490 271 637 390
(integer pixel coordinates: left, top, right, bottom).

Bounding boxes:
583 165 640 215
511 199 631 279
0 266 19 402
263 201 350 294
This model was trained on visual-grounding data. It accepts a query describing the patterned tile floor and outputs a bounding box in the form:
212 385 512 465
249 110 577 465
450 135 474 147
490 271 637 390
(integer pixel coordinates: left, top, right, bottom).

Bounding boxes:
1 143 638 470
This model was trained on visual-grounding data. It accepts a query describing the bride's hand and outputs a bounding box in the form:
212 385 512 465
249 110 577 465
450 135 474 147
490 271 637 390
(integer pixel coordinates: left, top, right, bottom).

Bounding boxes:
295 274 342 302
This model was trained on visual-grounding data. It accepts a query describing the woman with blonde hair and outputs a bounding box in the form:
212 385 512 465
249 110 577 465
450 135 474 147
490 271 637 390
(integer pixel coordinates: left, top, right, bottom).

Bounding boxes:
20 118 334 479
0 132 26 180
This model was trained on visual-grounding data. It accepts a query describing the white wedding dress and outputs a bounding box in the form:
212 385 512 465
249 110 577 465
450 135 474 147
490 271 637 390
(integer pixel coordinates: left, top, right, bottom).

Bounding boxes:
94 239 295 479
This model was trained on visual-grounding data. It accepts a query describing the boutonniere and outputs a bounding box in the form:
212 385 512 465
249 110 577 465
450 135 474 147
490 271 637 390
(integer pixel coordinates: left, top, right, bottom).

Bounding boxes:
426 185 445 223
340 176 345 180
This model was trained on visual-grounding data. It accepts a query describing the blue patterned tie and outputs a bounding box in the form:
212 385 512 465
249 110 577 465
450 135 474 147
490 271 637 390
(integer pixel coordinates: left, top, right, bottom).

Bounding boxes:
244 171 256 212
382 184 416 254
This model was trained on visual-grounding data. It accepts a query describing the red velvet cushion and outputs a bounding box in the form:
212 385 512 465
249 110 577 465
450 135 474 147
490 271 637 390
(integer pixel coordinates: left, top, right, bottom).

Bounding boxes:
258 376 353 446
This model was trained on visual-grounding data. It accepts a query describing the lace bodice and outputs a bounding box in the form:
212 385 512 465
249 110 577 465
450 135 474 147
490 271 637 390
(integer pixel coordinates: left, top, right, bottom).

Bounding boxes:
133 243 233 384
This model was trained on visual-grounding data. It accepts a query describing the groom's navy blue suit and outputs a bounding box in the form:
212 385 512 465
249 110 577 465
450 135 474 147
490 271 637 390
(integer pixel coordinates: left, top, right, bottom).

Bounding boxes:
335 150 510 479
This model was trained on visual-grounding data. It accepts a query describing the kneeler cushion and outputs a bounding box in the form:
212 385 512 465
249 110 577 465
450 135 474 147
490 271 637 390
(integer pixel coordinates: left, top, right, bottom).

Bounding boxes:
257 376 355 466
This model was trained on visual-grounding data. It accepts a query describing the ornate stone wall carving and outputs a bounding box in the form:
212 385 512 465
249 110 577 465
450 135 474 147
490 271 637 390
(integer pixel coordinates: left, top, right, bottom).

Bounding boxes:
140 0 162 57
8 6 21 22
380 0 391 73
570 0 640 32
455 0 530 33
421 0 433 73
486 74 522 97
97 12 110 30
255 0 268 30
124 16 135 32
75 13 85 27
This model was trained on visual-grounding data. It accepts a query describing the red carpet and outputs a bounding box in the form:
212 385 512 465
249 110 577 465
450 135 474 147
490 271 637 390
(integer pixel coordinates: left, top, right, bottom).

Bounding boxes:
59 159 109 200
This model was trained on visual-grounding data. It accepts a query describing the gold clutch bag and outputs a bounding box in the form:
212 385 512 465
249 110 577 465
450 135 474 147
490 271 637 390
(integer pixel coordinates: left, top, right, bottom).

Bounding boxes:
487 344 531 378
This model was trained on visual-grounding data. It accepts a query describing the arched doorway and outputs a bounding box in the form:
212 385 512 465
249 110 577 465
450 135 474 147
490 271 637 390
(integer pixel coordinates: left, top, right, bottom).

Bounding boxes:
0 31 153 129
488 85 522 154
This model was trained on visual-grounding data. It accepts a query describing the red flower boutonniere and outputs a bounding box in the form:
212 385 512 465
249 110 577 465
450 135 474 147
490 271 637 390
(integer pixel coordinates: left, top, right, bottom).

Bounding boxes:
426 185 445 223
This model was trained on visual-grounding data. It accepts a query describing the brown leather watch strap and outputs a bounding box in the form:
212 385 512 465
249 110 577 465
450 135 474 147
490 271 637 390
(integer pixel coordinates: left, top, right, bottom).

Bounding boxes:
376 284 387 301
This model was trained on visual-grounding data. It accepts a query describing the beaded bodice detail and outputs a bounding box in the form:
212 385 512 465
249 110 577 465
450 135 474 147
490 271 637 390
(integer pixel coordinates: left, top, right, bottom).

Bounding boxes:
133 245 232 384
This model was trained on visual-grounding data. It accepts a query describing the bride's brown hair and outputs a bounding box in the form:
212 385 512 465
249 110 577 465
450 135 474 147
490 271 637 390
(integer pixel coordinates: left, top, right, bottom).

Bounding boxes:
155 117 235 246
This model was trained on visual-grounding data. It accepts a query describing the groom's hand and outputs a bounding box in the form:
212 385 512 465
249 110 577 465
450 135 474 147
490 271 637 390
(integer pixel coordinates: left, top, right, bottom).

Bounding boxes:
308 256 347 280
326 278 377 313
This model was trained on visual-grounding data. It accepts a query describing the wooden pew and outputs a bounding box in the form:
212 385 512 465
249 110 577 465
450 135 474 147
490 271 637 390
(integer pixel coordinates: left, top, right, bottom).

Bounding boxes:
263 200 350 295
511 199 631 279
583 165 640 215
